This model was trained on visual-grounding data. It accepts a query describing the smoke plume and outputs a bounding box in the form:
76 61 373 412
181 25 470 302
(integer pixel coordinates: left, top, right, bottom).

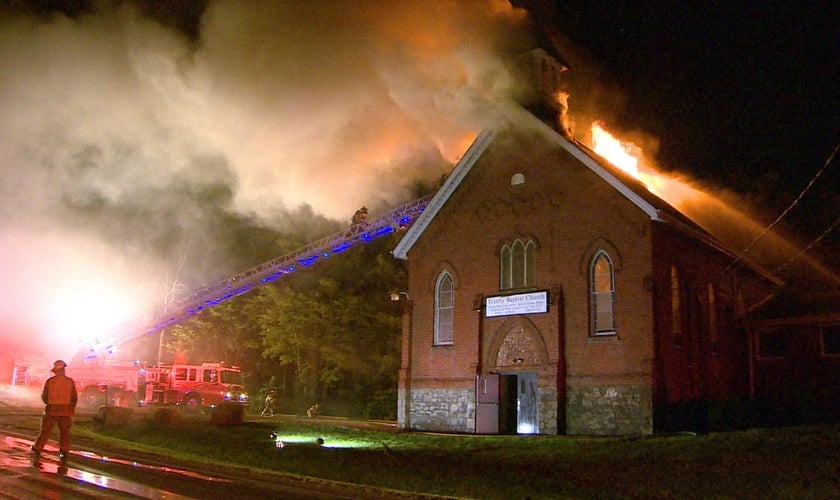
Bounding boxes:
0 0 533 359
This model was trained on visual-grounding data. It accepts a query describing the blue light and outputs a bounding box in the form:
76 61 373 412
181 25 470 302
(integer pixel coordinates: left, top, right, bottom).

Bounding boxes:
262 272 282 283
361 233 372 241
373 226 393 237
299 255 319 267
332 242 352 253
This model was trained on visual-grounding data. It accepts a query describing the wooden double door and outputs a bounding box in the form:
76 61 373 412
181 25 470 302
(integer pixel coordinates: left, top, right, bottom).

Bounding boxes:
476 371 538 434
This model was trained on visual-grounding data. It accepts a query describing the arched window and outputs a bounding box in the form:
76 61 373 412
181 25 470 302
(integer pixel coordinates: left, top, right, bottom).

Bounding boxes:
512 241 525 288
671 266 683 346
435 272 454 345
591 251 615 335
500 239 536 290
524 241 535 288
707 283 718 350
500 246 511 289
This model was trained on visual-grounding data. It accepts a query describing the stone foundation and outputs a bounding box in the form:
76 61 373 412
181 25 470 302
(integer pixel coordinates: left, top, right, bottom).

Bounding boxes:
538 386 558 434
567 385 652 435
397 387 408 430
409 388 475 432
406 384 655 435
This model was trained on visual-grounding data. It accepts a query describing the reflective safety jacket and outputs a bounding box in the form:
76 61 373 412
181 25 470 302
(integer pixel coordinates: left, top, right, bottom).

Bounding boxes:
42 374 78 416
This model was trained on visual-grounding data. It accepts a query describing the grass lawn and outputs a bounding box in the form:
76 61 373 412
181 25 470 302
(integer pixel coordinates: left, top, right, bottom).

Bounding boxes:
77 412 840 499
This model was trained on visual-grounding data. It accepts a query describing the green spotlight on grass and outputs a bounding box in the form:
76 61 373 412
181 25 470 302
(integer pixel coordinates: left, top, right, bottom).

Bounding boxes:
270 431 379 449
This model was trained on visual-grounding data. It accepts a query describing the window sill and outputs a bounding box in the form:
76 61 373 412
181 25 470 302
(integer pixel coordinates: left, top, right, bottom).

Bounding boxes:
497 286 539 294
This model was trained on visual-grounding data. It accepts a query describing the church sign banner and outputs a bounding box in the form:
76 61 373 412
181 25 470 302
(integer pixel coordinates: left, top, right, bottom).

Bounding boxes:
485 290 549 318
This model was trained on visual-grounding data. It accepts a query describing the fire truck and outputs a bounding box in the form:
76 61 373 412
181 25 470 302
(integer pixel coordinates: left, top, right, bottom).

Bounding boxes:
142 362 249 411
67 361 248 411
67 361 142 408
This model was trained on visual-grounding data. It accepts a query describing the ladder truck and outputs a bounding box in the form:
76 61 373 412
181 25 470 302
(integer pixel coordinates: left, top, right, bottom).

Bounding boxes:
58 196 432 413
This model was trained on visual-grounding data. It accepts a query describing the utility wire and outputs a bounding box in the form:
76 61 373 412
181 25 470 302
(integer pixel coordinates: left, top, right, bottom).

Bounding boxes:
729 142 839 269
772 216 839 275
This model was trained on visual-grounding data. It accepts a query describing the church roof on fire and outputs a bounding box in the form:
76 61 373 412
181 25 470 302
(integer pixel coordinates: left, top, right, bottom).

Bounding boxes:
392 106 781 287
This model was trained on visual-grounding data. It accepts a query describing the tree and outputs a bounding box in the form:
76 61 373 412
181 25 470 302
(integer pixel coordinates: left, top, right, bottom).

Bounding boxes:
166 299 262 367
164 230 408 418
257 235 406 417
257 284 330 402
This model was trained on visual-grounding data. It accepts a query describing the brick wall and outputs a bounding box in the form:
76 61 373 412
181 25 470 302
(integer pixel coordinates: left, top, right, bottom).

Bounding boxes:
650 223 768 408
402 129 658 435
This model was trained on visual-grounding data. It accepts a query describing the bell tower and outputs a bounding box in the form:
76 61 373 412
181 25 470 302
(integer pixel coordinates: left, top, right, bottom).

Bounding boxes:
508 2 572 138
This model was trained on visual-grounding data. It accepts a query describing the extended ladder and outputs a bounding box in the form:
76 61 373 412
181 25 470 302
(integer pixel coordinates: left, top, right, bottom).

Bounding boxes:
91 194 432 356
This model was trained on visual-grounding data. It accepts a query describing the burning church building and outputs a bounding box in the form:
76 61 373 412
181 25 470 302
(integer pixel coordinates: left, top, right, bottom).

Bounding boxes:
389 42 815 435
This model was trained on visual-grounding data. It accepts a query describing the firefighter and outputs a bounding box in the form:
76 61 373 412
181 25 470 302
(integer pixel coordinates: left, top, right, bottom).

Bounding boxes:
306 402 320 418
351 206 368 225
261 390 276 417
31 360 78 461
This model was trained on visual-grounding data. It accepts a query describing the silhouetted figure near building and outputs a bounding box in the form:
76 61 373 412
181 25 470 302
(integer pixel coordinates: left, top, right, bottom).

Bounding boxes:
32 360 77 461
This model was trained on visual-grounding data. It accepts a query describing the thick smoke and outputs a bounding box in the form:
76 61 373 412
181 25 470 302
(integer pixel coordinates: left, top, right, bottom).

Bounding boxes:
0 1 533 359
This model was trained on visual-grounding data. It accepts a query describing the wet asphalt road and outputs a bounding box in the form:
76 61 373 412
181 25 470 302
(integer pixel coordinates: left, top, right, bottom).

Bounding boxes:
0 431 359 499
0 394 394 499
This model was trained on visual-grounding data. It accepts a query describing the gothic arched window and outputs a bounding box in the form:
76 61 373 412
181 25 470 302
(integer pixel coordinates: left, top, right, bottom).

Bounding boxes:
708 283 718 351
671 266 683 346
500 239 536 290
435 272 454 345
591 251 616 335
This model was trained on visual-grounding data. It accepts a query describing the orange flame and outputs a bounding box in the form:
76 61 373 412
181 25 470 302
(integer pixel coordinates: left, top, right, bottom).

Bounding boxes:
591 121 640 177
590 121 700 207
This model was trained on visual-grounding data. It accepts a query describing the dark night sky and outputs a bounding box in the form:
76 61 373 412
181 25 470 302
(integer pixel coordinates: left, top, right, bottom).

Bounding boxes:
546 1 838 242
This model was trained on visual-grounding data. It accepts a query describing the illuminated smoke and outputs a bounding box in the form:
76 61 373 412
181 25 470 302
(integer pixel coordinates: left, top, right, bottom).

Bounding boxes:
0 1 533 360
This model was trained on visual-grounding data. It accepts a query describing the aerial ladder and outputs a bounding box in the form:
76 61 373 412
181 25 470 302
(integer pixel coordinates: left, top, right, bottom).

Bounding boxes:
86 194 433 358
